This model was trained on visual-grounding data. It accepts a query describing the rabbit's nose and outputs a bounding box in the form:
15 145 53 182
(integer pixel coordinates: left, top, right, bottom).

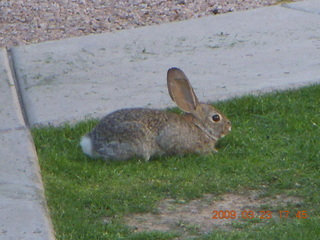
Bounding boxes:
227 121 232 132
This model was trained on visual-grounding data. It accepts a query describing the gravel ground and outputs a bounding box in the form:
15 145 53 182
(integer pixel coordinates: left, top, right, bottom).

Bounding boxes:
0 0 301 48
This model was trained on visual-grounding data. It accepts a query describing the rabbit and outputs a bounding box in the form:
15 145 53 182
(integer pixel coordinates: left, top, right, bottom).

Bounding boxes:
80 67 231 161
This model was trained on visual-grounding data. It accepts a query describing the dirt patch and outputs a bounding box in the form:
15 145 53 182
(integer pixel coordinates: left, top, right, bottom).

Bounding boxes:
122 191 302 238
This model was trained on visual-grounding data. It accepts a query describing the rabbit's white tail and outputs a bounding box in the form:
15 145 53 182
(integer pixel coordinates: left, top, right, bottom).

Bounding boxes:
80 135 93 157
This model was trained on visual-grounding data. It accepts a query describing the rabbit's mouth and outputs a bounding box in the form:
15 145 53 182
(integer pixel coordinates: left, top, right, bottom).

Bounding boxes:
220 133 226 138
220 125 231 138
222 124 232 136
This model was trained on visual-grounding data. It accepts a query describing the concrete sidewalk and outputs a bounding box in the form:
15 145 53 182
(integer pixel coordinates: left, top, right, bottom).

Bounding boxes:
0 49 55 239
1 0 320 239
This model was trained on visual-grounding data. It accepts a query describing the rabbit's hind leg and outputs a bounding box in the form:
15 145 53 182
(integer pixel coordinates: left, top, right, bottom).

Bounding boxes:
95 121 154 161
97 141 140 161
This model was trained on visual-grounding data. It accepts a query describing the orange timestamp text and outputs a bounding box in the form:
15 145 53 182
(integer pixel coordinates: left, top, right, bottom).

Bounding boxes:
212 210 308 220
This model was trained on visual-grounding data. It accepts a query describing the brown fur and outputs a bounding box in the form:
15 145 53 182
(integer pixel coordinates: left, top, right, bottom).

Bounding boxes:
81 68 231 161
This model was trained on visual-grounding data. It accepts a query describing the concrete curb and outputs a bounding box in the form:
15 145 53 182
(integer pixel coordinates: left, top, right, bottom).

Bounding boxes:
0 49 55 240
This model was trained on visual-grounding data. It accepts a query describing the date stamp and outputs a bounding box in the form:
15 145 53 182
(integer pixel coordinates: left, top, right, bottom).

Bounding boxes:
212 210 308 220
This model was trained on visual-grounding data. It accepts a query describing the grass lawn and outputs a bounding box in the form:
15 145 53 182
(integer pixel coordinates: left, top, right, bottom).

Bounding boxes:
32 84 320 240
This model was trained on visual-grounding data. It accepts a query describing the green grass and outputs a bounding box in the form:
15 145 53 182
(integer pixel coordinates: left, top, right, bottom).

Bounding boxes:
32 84 320 240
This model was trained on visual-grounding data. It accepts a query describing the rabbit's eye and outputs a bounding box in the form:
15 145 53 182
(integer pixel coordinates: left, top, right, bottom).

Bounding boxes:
212 114 221 122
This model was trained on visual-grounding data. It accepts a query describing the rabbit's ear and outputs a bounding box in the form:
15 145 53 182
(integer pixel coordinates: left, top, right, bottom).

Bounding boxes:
167 68 199 113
